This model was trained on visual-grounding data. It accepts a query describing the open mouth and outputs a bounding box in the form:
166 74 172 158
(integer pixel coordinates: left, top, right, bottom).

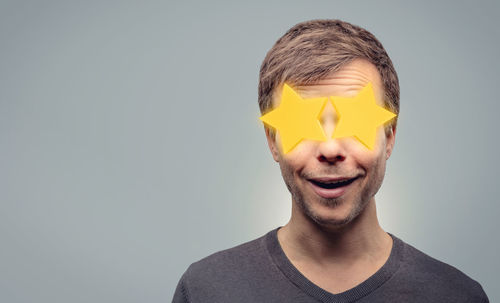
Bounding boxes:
309 177 357 189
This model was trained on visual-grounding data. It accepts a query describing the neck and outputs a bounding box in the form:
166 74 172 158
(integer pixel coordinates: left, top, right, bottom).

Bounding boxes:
277 198 392 267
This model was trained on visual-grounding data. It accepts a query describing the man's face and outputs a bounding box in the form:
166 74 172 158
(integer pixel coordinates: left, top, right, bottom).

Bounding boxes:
266 59 396 229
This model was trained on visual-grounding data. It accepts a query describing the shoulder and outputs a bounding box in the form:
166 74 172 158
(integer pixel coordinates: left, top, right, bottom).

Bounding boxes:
176 231 273 296
396 236 488 302
188 233 267 275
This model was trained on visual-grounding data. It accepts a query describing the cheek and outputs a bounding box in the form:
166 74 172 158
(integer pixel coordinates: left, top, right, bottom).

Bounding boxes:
277 145 316 184
282 141 317 164
363 151 388 196
277 157 301 195
361 152 386 178
345 139 387 182
351 128 388 164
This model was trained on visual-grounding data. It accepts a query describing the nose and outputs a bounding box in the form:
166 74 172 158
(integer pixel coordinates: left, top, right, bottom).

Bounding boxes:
317 100 346 164
317 138 346 164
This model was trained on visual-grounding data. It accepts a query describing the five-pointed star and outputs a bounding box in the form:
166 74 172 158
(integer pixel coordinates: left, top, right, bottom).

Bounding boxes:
330 82 396 150
260 83 327 153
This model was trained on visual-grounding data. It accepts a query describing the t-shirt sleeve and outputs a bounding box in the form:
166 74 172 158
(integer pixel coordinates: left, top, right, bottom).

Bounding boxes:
172 271 191 303
478 282 490 303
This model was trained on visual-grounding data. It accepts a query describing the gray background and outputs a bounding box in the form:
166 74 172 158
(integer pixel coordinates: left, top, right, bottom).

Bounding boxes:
1 0 498 302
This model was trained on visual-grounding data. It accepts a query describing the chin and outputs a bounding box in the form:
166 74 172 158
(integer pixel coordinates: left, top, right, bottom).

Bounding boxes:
302 197 361 228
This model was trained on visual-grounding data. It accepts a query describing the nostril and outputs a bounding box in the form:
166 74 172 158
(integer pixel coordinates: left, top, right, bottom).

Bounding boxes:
318 154 345 163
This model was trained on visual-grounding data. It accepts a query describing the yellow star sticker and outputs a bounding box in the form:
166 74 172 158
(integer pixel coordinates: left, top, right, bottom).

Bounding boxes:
260 84 327 153
331 83 396 150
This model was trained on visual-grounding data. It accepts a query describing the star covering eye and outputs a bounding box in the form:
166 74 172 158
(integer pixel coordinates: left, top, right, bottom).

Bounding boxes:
259 84 328 154
259 83 397 153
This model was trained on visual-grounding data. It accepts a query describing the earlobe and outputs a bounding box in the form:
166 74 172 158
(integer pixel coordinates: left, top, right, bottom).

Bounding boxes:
385 125 396 160
265 128 280 162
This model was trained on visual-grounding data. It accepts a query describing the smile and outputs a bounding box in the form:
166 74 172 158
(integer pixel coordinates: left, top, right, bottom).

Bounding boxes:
307 176 359 199
309 178 356 189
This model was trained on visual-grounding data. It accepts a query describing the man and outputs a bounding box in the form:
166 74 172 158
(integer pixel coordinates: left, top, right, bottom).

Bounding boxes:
172 19 489 302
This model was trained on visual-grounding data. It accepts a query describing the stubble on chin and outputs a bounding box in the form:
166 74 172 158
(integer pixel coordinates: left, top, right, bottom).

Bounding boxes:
296 189 367 228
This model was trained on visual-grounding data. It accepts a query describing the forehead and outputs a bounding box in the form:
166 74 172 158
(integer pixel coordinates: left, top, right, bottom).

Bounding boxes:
273 59 384 105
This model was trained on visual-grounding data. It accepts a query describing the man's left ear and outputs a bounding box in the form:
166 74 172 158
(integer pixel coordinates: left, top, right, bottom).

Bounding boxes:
385 124 396 160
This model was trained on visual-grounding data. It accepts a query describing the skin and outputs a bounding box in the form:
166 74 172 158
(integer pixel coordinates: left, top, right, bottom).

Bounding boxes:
265 59 396 294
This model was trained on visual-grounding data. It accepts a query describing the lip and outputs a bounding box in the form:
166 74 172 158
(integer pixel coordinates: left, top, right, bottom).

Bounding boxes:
307 176 358 199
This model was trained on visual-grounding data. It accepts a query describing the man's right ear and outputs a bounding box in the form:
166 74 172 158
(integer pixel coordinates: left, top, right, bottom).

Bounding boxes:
265 128 280 162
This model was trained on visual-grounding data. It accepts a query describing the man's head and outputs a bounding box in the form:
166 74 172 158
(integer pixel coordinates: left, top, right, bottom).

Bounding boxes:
259 20 399 230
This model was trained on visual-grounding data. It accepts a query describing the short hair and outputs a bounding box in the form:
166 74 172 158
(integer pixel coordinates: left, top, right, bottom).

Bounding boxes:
258 19 400 136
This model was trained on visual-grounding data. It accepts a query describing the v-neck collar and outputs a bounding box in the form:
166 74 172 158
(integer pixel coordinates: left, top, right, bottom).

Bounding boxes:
264 227 405 303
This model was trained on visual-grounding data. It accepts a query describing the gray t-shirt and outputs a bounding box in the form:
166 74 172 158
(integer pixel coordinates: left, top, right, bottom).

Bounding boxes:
172 227 488 302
